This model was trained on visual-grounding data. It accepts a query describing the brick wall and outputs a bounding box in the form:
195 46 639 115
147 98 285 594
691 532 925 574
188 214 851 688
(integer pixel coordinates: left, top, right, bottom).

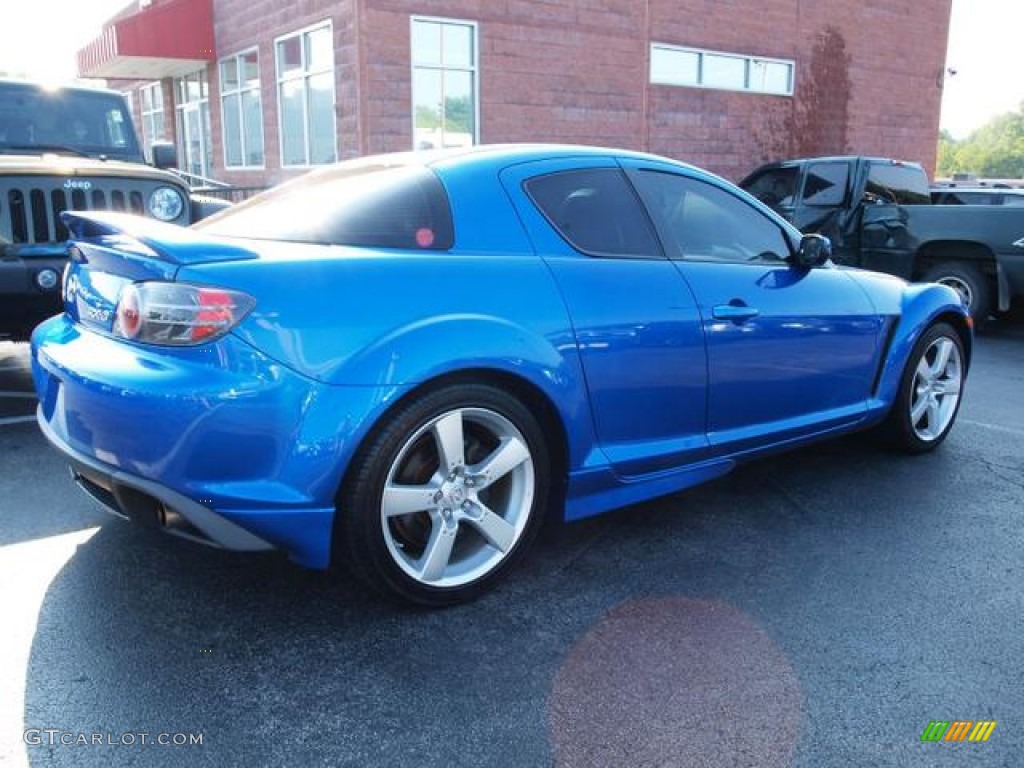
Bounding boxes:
212 0 358 187
361 0 951 181
105 0 951 187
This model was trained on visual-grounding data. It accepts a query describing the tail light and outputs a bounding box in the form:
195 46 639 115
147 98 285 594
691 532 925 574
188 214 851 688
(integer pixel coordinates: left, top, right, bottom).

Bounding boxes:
112 282 255 346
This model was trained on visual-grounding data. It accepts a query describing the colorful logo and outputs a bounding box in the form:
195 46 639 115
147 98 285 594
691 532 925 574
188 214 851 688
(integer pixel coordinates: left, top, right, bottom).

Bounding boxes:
920 720 997 742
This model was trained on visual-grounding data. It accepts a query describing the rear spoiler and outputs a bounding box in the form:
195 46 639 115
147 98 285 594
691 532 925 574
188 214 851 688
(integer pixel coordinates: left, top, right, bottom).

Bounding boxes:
61 211 257 266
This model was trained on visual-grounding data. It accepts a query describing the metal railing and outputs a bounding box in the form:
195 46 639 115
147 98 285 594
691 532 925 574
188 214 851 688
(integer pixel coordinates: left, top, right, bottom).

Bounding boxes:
169 169 268 203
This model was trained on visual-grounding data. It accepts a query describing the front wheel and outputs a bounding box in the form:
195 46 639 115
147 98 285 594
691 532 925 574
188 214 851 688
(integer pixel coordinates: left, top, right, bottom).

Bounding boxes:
336 383 550 606
878 322 966 453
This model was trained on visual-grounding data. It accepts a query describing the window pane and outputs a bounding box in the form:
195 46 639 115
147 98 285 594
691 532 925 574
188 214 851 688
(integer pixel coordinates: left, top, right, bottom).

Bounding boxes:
241 50 259 87
865 164 931 204
650 46 699 86
750 60 791 94
413 68 443 149
223 92 242 166
307 71 336 164
306 26 333 72
634 171 790 263
803 163 849 206
412 20 442 66
441 70 474 147
242 90 264 165
740 167 799 208
220 58 238 91
280 79 305 165
526 169 662 258
442 23 473 68
277 36 302 75
702 54 746 89
196 165 455 251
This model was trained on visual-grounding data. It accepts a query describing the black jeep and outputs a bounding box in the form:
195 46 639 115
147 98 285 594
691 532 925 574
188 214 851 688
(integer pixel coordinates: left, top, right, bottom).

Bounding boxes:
0 79 226 339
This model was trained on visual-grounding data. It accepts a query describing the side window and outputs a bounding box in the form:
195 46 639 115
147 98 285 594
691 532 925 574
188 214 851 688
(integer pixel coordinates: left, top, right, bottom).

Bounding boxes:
634 170 792 264
802 163 849 206
524 169 662 258
739 167 799 208
865 164 931 205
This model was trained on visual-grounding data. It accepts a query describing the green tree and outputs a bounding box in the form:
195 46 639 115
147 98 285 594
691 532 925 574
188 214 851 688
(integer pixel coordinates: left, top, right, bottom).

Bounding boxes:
937 104 1024 179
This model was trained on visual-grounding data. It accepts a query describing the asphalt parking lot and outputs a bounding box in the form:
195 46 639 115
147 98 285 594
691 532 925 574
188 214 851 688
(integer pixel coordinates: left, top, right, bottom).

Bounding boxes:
1 320 1022 768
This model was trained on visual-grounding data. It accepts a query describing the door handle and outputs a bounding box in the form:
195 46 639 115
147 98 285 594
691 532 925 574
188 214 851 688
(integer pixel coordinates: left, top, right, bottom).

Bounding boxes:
712 303 760 321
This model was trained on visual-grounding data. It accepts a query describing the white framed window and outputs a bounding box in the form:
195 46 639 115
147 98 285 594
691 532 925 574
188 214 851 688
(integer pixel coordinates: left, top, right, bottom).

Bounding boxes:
411 16 479 150
220 48 264 168
139 82 165 150
651 44 794 96
275 22 336 167
174 69 213 179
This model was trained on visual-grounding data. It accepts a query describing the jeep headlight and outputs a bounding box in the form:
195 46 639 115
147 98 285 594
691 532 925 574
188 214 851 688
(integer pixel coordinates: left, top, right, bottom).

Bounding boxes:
148 186 184 221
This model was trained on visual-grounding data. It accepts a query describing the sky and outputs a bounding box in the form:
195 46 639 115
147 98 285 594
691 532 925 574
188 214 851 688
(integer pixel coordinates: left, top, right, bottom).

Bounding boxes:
940 0 1024 139
0 0 1019 141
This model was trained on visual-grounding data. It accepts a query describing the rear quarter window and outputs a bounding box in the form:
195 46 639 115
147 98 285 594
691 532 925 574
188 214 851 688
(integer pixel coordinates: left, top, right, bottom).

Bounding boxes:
524 168 661 258
196 164 454 250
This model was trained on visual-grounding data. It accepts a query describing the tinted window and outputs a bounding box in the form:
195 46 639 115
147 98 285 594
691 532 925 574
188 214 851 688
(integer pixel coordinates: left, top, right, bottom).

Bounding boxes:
865 163 930 205
802 162 849 206
196 163 454 249
634 171 791 263
0 81 142 161
739 167 799 208
525 169 661 258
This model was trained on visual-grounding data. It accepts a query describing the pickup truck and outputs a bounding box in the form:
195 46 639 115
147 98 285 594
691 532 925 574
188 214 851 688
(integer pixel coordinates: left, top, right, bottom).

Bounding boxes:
740 155 1024 319
0 79 228 340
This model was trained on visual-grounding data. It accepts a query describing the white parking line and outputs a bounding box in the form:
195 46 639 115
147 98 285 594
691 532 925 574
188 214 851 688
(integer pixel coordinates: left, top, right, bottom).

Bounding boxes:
0 416 36 426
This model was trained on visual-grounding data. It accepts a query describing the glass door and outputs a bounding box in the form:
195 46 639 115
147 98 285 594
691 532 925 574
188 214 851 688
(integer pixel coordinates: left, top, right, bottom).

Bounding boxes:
174 70 212 180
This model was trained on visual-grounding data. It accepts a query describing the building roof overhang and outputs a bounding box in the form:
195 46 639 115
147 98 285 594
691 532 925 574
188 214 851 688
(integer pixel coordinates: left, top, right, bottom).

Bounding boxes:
76 0 215 80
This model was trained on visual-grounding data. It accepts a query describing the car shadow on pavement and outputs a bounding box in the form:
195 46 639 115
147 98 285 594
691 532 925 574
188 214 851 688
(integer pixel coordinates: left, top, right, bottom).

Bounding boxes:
20 430 996 768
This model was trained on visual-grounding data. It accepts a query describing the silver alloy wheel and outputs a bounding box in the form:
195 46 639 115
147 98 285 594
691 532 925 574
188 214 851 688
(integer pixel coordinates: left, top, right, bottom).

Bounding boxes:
937 275 973 311
380 407 535 588
909 334 963 441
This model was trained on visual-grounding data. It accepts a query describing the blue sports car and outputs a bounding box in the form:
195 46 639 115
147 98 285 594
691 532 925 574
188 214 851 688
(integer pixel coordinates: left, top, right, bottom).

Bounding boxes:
31 145 970 605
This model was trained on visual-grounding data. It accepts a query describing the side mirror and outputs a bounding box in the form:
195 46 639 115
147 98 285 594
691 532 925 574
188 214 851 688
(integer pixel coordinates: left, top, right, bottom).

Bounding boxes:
151 142 177 170
792 233 832 268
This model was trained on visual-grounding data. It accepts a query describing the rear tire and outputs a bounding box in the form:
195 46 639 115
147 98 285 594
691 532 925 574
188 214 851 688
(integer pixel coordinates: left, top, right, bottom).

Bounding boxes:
877 322 965 454
335 383 549 607
921 262 991 321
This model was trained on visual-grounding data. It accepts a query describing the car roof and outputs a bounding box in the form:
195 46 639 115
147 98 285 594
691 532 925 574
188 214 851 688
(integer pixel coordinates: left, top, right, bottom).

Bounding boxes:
752 156 924 170
0 77 125 98
931 185 1024 193
292 143 718 188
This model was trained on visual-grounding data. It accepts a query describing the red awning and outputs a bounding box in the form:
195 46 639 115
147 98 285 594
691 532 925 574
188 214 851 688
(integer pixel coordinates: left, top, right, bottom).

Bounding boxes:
77 0 215 80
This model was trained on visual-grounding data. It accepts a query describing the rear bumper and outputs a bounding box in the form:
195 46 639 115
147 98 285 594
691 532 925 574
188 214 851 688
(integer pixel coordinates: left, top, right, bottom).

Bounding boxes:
32 315 406 568
38 407 276 552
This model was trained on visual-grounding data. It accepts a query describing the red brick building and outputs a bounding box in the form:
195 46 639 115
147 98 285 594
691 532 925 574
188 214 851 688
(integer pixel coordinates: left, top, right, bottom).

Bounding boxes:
78 0 953 188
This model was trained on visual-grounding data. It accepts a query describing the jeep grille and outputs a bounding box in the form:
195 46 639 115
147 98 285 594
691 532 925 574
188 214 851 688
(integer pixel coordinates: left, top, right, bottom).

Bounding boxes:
1 179 149 244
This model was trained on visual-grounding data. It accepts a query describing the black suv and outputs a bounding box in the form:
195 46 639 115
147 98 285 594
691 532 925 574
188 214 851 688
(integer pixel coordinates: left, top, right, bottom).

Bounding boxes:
0 79 227 339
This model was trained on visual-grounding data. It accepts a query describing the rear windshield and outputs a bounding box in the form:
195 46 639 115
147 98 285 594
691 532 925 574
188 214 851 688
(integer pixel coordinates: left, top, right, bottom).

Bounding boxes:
865 163 930 205
0 81 142 161
195 163 455 250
